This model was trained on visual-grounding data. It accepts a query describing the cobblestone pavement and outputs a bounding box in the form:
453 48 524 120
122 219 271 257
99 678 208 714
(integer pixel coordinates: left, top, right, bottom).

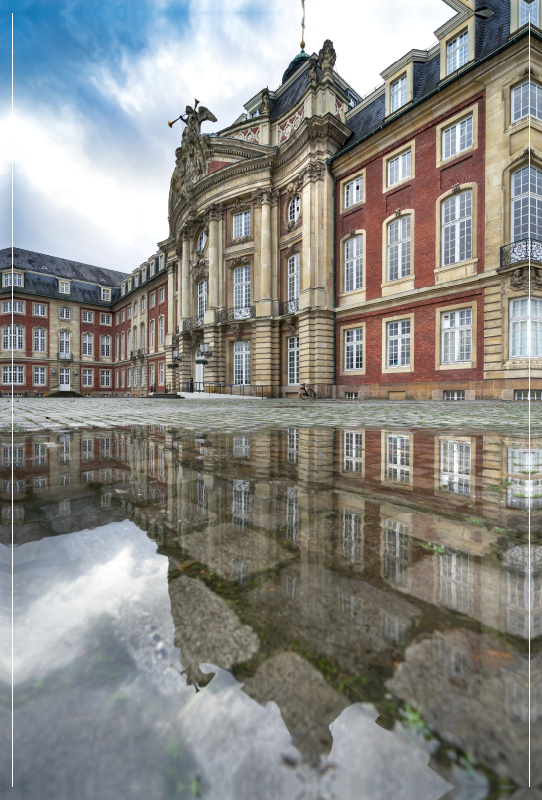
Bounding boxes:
0 396 538 434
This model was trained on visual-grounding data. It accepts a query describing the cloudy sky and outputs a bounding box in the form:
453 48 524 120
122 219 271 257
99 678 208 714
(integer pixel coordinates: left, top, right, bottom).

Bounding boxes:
1 0 452 274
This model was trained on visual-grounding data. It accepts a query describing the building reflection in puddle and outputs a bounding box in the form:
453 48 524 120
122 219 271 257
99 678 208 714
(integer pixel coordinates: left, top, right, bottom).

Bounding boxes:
1 424 539 798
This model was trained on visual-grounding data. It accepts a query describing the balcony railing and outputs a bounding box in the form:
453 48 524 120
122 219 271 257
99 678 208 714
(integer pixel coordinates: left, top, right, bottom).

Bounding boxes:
130 350 137 360
279 298 299 316
57 352 73 361
501 238 542 269
216 305 255 323
137 348 146 358
183 314 204 331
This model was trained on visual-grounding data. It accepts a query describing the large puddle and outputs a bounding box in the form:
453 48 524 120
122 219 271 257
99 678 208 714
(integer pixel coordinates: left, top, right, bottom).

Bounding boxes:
1 424 539 799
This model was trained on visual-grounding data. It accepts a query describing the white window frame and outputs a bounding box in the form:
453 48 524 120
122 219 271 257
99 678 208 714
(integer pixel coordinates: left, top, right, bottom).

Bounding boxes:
442 116 473 161
344 235 363 292
100 313 111 325
3 300 24 314
33 366 46 386
33 303 46 317
34 327 46 353
100 335 111 357
159 361 165 384
390 74 407 112
159 316 164 345
512 80 542 123
233 340 250 385
59 307 71 320
510 297 542 358
387 150 411 186
2 365 24 385
233 210 251 239
82 332 93 356
59 280 70 294
288 335 299 385
59 331 70 356
386 435 411 483
100 370 111 387
102 288 110 301
344 431 363 473
150 293 155 308
288 195 301 222
150 320 155 349
441 309 472 363
82 310 94 323
344 176 363 208
197 230 207 251
287 253 300 306
512 165 542 243
233 265 251 316
345 327 363 370
82 368 93 387
3 325 24 351
447 30 468 75
387 320 411 367
442 190 472 266
3 272 22 287
198 280 207 321
387 216 411 281
160 287 165 303
440 440 471 495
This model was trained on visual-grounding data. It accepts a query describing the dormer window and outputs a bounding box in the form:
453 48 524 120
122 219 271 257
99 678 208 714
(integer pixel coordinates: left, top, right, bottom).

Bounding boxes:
121 283 126 296
142 267 146 282
447 30 468 75
150 260 155 277
251 109 260 118
390 75 407 112
159 254 165 270
346 90 358 108
102 288 111 301
197 230 207 251
288 196 301 223
3 272 23 287
134 273 139 287
59 281 70 294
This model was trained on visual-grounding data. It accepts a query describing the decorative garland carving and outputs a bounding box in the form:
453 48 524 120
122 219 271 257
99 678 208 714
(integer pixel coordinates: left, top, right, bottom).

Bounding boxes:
302 160 325 182
254 186 279 206
231 197 251 212
509 266 542 291
230 235 251 245
286 241 301 257
228 256 251 270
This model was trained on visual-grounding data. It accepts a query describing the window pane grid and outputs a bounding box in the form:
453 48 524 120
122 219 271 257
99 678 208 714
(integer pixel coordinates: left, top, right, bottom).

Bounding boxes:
288 336 299 385
345 236 363 291
387 216 411 281
447 30 468 74
442 191 472 266
387 320 410 367
345 327 363 370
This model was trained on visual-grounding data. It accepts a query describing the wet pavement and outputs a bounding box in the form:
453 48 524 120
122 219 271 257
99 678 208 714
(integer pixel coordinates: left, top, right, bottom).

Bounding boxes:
1 421 540 799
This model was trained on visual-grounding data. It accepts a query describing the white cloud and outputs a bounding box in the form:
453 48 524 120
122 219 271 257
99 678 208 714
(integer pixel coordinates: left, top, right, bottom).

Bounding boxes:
10 0 453 270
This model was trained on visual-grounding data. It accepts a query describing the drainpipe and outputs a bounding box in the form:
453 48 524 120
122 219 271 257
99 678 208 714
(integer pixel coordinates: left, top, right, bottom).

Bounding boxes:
327 163 337 392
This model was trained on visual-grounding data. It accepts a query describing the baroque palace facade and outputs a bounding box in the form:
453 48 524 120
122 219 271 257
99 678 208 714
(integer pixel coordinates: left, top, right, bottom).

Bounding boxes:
1 0 541 399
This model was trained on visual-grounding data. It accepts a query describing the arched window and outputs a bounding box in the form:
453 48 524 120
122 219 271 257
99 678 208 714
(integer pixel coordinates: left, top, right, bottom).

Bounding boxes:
512 165 542 242
197 230 207 251
288 195 300 223
287 253 300 312
233 265 251 318
198 280 208 323
387 216 411 280
344 235 363 292
442 190 472 265
133 327 138 351
140 323 145 352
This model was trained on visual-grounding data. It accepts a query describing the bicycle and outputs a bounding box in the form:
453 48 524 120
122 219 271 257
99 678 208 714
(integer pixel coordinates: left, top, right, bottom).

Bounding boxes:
298 383 316 400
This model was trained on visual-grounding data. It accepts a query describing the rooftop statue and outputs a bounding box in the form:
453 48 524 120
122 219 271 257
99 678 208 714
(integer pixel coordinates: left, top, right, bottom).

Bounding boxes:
168 99 218 137
168 100 218 214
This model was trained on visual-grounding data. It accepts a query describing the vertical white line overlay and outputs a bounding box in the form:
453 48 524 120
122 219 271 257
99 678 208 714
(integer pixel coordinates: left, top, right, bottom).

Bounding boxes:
527 9 538 787
11 10 14 789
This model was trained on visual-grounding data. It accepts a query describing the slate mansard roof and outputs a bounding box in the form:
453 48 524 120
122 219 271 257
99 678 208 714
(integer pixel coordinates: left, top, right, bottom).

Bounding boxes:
335 0 513 159
0 247 128 306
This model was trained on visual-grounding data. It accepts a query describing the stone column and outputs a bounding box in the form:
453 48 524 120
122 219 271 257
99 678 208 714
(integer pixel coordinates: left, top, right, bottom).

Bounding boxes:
206 204 220 316
167 263 175 337
181 228 191 321
176 250 182 333
260 191 272 300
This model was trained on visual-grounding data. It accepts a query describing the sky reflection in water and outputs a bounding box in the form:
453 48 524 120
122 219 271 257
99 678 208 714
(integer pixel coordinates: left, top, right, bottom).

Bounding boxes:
0 424 538 799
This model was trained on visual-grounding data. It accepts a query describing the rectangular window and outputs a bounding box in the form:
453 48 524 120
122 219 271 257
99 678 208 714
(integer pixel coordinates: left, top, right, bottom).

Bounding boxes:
2 365 24 384
115 335 119 358
520 0 539 25
3 325 24 350
442 116 473 160
387 435 410 483
4 272 22 287
287 254 300 308
58 331 70 355
345 327 363 370
159 287 165 303
440 440 471 494
439 552 470 612
142 268 146 282
82 311 93 323
133 302 138 316
344 235 363 292
510 297 542 357
121 309 125 322
442 308 472 363
288 335 299 384
234 340 251 385
447 30 468 75
100 335 111 357
387 320 411 367
59 281 70 294
121 369 125 387
150 260 155 277
33 366 46 386
59 307 71 320
141 297 145 311
3 301 24 314
159 361 165 384
116 313 120 324
127 368 132 387
101 313 111 325
100 370 111 387
444 390 465 401
344 176 363 208
388 150 411 186
387 216 411 281
102 288 110 301
344 431 363 473
34 328 46 352
82 332 93 355
82 369 93 386
233 210 251 238
159 254 165 271
127 307 131 320
150 293 155 308
512 81 542 122
34 303 46 316
442 191 472 266
159 317 164 345
141 365 145 385
390 74 407 112
133 366 138 386
150 363 155 386
127 330 131 353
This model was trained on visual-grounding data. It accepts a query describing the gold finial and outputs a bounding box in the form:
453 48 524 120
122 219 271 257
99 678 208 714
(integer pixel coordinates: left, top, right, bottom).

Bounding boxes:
300 0 305 50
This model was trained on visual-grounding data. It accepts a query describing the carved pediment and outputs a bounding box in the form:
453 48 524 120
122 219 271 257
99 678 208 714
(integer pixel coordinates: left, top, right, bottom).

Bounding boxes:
228 256 251 270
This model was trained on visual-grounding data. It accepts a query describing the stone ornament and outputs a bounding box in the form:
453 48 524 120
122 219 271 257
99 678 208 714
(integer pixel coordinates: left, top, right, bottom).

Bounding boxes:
318 40 336 78
306 55 319 85
205 203 223 222
231 127 260 144
189 329 204 349
303 160 325 182
255 186 279 206
230 324 243 340
509 265 542 291
169 102 217 211
260 88 271 116
278 107 305 145
232 197 251 212
286 242 301 257
286 177 303 199
284 315 297 334
394 208 402 217
228 256 251 270
452 183 461 194
231 236 251 246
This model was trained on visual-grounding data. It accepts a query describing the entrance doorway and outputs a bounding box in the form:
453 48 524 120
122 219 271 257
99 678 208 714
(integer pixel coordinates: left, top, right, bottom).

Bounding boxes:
59 369 71 391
